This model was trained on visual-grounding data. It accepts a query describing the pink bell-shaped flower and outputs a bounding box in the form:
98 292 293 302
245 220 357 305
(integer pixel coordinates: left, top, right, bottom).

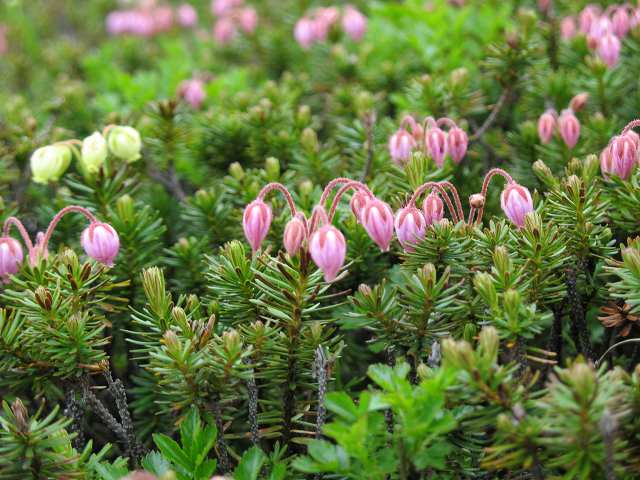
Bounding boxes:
239 8 258 34
342 5 367 41
561 16 577 40
0 237 23 283
81 222 120 266
243 200 272 252
426 127 448 167
537 110 556 144
610 134 638 180
350 190 370 222
447 126 468 164
176 4 198 28
213 17 236 44
394 207 426 252
283 215 307 257
600 144 616 179
361 199 394 252
309 225 346 282
558 110 580 149
389 129 416 166
423 191 444 225
597 33 621 68
294 18 316 49
178 79 206 109
612 7 630 38
500 183 534 228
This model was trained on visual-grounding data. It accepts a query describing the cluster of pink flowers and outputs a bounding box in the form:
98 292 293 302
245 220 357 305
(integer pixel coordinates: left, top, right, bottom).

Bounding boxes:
537 94 586 149
211 0 257 44
560 4 637 68
243 169 533 282
106 1 198 37
389 116 468 167
177 77 207 109
0 206 120 283
294 5 366 50
600 120 640 180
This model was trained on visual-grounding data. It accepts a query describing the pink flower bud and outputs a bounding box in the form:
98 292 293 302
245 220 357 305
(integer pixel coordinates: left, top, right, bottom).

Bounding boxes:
610 134 637 180
317 7 340 27
537 0 551 15
537 110 556 144
151 6 174 33
0 237 23 283
350 190 370 222
600 144 615 179
213 17 236 44
561 16 577 40
342 6 367 41
243 200 272 252
81 222 120 266
211 0 241 16
389 129 416 165
579 5 600 34
423 191 444 225
283 215 306 256
500 183 533 228
177 3 198 28
589 16 613 41
178 79 206 109
426 127 448 167
312 16 330 42
612 7 630 38
239 8 258 34
569 93 589 112
361 199 394 252
394 207 426 252
558 110 580 149
597 33 621 68
294 18 316 49
309 225 346 282
447 126 468 164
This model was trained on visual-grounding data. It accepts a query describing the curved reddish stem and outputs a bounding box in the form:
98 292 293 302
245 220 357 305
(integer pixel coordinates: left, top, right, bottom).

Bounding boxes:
438 181 465 222
319 177 373 207
436 117 457 130
622 119 640 136
309 206 329 233
257 182 298 216
3 217 35 256
328 182 366 223
409 182 460 224
475 168 514 225
400 115 417 131
37 206 97 262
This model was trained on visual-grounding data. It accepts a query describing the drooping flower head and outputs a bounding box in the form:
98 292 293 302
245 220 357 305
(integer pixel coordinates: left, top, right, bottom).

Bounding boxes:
81 132 108 174
309 225 346 282
243 199 272 252
426 127 448 167
361 199 395 251
178 78 206 109
537 110 557 144
30 144 72 184
213 17 236 44
500 183 534 228
394 207 426 252
238 8 258 34
423 191 444 225
283 215 307 257
447 126 468 164
176 3 198 28
561 16 577 40
81 222 120 267
597 33 621 68
389 128 416 165
107 126 142 163
342 5 367 41
612 6 630 38
350 190 370 222
0 237 23 283
606 134 638 180
558 110 580 149
294 18 316 49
